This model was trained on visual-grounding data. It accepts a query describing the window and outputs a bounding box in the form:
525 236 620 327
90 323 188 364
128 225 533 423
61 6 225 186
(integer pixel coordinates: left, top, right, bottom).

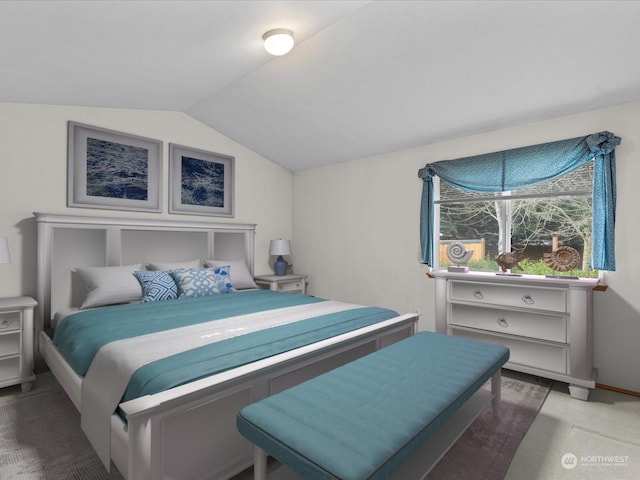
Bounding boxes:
418 131 620 273
435 162 598 277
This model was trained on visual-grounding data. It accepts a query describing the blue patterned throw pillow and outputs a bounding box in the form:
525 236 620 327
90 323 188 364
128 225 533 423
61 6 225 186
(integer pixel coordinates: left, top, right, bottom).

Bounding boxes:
170 266 235 298
212 265 235 294
134 270 179 302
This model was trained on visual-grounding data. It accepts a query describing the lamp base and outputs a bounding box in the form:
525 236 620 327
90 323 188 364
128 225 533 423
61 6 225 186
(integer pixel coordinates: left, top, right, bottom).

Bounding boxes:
274 256 288 276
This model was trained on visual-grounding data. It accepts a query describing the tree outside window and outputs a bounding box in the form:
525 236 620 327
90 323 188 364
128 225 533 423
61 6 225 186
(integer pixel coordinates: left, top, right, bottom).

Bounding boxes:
436 162 597 277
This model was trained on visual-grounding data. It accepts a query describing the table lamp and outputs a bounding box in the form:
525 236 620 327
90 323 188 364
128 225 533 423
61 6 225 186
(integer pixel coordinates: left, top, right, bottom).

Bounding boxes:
269 239 291 276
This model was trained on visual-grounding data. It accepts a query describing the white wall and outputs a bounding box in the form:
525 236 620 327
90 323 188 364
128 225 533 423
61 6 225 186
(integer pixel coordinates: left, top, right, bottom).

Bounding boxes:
0 103 293 298
293 101 640 393
2 101 637 391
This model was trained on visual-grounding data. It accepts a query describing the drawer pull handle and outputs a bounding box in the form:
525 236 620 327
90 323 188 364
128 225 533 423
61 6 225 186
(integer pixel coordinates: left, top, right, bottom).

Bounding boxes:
0 319 11 329
473 290 483 299
497 318 509 328
522 295 535 305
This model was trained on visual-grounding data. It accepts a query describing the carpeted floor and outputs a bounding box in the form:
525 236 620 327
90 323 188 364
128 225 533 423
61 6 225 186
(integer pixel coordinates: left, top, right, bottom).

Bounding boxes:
0 370 550 479
0 373 124 480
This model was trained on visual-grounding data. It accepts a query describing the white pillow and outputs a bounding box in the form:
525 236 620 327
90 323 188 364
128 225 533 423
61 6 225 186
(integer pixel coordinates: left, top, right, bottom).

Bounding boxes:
205 259 257 289
148 259 201 271
76 264 143 309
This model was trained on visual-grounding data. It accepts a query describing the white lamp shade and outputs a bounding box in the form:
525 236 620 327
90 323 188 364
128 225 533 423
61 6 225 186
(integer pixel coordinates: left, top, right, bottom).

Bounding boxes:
263 29 294 56
269 239 292 256
0 237 10 264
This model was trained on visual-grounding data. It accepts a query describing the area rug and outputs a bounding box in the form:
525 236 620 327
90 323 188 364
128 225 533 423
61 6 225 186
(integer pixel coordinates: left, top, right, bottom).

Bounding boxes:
0 370 550 480
426 369 552 480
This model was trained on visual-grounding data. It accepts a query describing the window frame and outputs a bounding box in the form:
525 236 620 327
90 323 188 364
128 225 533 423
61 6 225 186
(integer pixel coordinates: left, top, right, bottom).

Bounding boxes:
432 169 595 275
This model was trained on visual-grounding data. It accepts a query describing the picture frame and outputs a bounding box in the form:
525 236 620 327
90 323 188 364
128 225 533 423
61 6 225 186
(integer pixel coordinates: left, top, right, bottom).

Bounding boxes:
68 121 163 212
169 144 235 217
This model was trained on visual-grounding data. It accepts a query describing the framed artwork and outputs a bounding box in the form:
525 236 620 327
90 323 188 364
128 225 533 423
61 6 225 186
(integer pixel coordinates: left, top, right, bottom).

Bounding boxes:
67 122 162 212
169 144 235 217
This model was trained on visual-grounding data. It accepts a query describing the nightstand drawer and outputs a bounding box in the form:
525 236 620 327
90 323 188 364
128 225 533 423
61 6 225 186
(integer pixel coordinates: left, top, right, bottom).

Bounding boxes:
0 311 21 332
450 281 567 313
255 275 307 295
450 304 566 342
0 356 20 379
0 332 21 356
277 280 305 293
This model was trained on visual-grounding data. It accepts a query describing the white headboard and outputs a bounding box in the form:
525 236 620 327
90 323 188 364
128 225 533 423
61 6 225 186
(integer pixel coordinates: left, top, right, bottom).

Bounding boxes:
34 212 256 333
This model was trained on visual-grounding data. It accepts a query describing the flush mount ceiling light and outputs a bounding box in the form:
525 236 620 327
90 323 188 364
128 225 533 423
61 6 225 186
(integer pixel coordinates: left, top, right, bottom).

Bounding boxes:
263 28 294 56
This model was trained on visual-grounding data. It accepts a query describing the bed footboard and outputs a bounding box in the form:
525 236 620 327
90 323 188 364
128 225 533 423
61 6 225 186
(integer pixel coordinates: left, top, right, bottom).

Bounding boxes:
118 314 418 479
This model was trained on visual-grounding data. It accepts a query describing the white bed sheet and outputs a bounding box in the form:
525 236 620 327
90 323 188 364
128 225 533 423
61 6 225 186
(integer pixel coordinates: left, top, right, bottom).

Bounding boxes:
52 307 82 330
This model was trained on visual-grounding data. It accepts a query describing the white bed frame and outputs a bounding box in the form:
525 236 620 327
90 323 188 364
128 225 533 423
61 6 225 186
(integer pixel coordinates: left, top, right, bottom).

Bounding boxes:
34 212 419 480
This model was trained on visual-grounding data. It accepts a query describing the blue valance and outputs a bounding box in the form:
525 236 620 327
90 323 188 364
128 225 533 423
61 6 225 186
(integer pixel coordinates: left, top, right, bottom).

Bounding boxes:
418 131 620 270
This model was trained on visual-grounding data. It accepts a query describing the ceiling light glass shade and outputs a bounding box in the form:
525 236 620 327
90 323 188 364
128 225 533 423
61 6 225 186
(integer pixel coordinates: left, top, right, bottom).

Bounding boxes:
263 29 294 56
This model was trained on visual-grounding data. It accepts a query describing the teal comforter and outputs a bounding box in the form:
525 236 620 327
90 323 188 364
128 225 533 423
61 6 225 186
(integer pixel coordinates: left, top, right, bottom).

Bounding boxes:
53 290 398 404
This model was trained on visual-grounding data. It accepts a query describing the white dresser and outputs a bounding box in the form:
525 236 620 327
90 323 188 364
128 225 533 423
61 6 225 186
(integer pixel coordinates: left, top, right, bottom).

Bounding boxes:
433 271 600 400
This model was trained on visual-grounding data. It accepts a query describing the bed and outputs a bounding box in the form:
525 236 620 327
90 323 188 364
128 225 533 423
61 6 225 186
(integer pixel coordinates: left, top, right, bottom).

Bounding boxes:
34 212 419 480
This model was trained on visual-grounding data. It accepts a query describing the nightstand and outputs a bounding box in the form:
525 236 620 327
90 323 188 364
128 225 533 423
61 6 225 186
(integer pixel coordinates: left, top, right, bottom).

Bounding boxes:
254 274 307 294
0 296 37 392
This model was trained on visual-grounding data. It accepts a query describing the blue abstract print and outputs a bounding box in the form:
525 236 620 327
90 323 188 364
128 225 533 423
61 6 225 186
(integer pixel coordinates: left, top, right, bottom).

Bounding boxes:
181 156 225 207
86 137 149 200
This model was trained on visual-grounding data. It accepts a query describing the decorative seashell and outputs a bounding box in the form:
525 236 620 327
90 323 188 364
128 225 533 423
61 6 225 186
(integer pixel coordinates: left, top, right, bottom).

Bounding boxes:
446 242 474 265
543 246 580 272
495 251 523 272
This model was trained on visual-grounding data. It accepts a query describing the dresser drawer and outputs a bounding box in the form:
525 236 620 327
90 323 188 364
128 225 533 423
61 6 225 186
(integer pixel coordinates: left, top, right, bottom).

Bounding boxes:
451 327 567 374
0 311 21 332
450 304 566 342
449 281 567 313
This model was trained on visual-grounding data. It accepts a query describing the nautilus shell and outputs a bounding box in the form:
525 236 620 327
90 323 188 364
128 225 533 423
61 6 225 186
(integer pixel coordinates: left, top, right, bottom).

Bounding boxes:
495 251 524 272
543 246 580 272
446 242 474 265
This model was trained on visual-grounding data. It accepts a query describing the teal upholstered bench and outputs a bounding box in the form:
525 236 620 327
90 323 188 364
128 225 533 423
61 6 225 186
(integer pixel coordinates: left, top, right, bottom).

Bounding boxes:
237 331 509 480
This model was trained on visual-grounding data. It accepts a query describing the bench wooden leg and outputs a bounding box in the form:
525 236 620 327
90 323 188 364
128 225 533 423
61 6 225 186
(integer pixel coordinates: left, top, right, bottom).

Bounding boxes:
491 370 501 414
254 446 268 480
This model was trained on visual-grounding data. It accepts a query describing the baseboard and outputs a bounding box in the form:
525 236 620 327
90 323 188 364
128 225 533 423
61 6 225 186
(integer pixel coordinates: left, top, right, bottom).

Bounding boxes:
596 383 640 397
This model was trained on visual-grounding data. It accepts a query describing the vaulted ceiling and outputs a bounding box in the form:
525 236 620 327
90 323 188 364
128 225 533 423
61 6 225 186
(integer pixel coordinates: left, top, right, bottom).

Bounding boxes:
2 1 640 171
